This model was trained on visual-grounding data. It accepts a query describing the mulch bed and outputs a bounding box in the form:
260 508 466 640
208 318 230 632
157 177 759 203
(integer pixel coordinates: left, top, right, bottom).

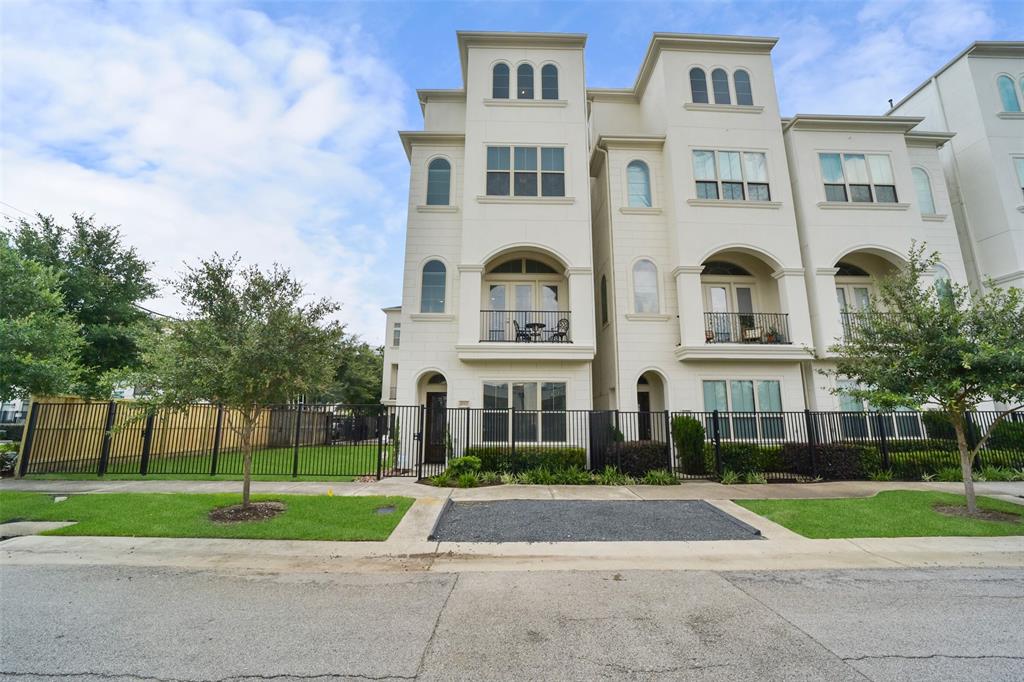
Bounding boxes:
209 501 285 523
933 504 1021 524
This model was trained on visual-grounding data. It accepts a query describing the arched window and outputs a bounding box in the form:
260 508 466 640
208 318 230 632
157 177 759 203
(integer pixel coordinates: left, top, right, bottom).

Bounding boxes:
541 64 558 100
711 68 731 105
633 259 659 313
734 70 753 106
933 264 952 300
689 68 709 104
517 64 534 99
426 158 451 206
912 167 935 214
626 160 652 208
420 260 446 313
997 75 1021 112
492 63 510 99
600 275 609 325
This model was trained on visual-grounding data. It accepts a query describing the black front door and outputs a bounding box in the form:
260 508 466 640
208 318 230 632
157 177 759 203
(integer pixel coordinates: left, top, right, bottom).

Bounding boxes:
424 392 447 464
637 392 652 440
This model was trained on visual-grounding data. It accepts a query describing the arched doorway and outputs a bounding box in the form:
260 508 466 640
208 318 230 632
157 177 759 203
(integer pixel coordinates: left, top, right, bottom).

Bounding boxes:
417 372 448 465
636 371 667 440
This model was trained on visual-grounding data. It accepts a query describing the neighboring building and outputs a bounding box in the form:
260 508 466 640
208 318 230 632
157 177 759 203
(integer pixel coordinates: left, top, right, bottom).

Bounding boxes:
384 31 976 420
888 42 1024 291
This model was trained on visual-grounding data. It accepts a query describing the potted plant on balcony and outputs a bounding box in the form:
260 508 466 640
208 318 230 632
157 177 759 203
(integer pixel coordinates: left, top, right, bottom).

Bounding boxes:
764 327 780 343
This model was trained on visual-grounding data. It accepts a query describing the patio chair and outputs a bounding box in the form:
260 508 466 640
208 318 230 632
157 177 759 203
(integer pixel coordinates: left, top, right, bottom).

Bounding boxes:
549 317 570 342
705 328 715 342
512 319 532 343
742 326 763 342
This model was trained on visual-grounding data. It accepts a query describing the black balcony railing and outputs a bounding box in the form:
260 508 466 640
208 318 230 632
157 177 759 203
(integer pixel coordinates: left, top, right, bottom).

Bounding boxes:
840 312 900 342
704 312 790 344
480 310 572 343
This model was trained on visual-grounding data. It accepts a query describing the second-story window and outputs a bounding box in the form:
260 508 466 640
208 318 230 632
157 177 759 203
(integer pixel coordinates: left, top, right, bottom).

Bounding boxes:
626 160 652 207
689 68 709 104
711 68 730 104
426 158 451 205
392 322 401 347
997 75 1021 113
420 260 446 313
517 64 534 99
912 167 935 214
692 150 770 201
541 64 558 99
632 259 660 313
492 63 510 99
819 153 897 203
486 146 564 197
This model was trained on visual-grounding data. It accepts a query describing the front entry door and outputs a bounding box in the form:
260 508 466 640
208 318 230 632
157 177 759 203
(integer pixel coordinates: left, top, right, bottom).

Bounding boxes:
424 392 447 464
637 391 652 440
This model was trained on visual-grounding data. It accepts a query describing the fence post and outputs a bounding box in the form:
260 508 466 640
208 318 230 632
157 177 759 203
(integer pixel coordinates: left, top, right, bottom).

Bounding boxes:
416 405 426 480
510 406 516 459
803 409 818 478
613 410 621 469
376 406 385 480
711 410 723 476
140 412 155 476
874 412 890 470
210 405 224 477
16 401 40 478
965 411 981 469
291 403 303 478
96 401 117 476
663 410 673 471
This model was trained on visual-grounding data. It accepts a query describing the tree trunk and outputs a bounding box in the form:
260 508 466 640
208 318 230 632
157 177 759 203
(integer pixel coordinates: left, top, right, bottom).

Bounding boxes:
240 416 254 508
952 417 977 514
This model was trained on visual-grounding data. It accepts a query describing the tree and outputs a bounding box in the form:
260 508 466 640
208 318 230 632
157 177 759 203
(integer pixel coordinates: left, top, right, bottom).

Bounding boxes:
828 245 1024 513
318 336 383 405
6 213 157 396
134 254 345 506
0 238 83 402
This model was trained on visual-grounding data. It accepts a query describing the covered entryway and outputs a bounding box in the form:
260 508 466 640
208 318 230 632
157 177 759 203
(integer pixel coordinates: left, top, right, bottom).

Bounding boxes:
417 372 448 465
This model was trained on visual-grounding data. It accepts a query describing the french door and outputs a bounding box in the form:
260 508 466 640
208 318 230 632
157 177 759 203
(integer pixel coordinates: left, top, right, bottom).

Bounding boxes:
704 283 755 342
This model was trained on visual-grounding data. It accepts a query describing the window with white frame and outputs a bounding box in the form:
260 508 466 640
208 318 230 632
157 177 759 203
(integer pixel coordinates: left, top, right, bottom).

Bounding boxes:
426 158 451 205
689 67 709 104
392 322 401 347
734 69 753 106
997 75 1021 113
702 379 783 438
912 167 935 214
486 146 564 197
492 63 510 99
517 64 534 99
482 381 567 442
711 68 730 104
626 160 652 207
541 64 558 99
420 260 446 313
818 153 897 203
835 379 923 439
1014 156 1024 201
692 150 770 201
632 259 659 313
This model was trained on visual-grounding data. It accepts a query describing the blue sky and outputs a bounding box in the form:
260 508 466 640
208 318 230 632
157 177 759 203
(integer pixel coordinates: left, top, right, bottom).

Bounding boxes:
2 0 1021 343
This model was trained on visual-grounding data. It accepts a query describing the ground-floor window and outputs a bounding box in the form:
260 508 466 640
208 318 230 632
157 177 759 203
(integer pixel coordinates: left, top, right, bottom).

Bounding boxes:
836 379 922 439
702 379 783 439
483 381 567 442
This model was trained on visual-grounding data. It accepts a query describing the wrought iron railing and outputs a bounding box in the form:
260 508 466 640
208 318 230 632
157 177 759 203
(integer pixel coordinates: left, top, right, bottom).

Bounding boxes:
704 312 790 344
840 312 900 342
480 310 572 343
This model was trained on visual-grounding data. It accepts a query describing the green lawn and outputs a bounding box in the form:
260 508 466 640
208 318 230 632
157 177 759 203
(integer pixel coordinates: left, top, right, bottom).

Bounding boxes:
737 491 1024 539
0 491 413 541
26 444 394 482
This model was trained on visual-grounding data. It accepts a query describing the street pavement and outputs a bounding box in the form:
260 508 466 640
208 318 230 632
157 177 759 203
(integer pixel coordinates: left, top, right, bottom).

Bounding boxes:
2 564 1022 681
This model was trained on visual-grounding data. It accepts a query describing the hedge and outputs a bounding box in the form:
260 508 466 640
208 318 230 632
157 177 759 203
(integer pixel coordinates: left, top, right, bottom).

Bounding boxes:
605 440 670 477
989 421 1024 450
462 446 586 473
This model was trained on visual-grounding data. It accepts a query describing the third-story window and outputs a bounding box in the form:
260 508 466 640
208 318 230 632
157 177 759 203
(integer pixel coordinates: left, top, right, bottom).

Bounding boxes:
632 259 659 313
626 160 652 207
711 68 730 104
420 260 446 313
734 69 753 105
997 75 1021 112
517 64 534 99
912 167 935 214
689 67 708 104
426 158 451 205
692 150 770 201
541 64 558 99
392 322 401 347
819 153 897 203
486 146 564 197
492 63 510 99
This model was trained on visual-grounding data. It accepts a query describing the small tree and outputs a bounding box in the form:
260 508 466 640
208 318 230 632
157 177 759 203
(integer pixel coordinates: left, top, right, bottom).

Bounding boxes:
0 238 82 403
828 245 1024 513
136 255 345 506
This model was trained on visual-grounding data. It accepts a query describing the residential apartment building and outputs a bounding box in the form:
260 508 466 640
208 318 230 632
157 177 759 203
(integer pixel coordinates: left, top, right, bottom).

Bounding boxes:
383 31 978 425
887 42 1024 292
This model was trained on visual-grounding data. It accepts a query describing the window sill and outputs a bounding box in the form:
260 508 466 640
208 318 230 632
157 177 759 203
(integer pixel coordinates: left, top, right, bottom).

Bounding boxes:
409 313 455 321
484 98 568 108
683 103 764 114
921 213 948 222
625 313 672 321
476 195 575 205
619 207 663 215
996 111 1024 119
816 201 909 211
1017 205 1024 213
416 205 459 213
686 199 781 209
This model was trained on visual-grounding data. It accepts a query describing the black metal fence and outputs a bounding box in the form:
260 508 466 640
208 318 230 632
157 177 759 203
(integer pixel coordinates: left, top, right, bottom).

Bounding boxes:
15 401 1024 481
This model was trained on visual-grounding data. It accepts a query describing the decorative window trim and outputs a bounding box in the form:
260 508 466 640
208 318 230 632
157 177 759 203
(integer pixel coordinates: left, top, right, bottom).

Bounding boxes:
476 195 574 205
684 103 764 114
996 111 1024 120
625 313 672 321
816 201 910 211
619 206 663 215
485 144 566 198
687 199 780 209
483 98 567 107
416 205 459 213
409 313 455 321
625 159 655 209
630 258 662 315
921 213 948 222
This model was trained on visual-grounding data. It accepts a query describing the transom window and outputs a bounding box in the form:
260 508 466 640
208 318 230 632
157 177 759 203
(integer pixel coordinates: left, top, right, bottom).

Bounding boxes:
818 153 897 203
692 150 770 201
483 381 567 442
486 146 565 197
489 258 558 274
702 379 783 438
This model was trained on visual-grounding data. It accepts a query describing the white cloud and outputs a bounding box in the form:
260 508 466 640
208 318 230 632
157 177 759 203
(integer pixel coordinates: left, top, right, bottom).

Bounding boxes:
0 1 410 344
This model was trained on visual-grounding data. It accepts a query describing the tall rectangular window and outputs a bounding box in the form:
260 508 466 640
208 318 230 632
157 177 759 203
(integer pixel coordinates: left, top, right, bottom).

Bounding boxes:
692 150 770 201
541 147 565 197
483 382 509 442
486 146 511 196
819 152 897 204
488 146 564 197
392 322 400 347
483 382 567 443
703 378 786 439
1015 157 1024 200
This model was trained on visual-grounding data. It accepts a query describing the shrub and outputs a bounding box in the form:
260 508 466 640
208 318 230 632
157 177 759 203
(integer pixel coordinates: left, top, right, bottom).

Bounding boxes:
605 440 670 477
594 465 635 486
988 420 1024 450
717 443 783 474
0 450 17 477
868 469 894 481
455 472 479 488
640 469 679 485
743 471 767 484
0 423 24 442
780 442 875 480
671 416 706 475
885 438 958 453
499 472 517 485
478 471 502 486
551 467 594 485
517 467 557 485
427 473 451 487
921 411 954 440
446 456 481 476
936 466 962 482
462 446 586 473
719 469 740 485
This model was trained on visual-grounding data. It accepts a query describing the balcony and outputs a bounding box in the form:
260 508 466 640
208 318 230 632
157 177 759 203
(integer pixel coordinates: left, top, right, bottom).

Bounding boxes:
480 310 572 343
704 312 790 344
840 312 900 343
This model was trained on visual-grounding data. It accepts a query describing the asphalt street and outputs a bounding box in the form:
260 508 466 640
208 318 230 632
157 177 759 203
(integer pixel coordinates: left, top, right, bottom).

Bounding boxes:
2 565 1022 681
